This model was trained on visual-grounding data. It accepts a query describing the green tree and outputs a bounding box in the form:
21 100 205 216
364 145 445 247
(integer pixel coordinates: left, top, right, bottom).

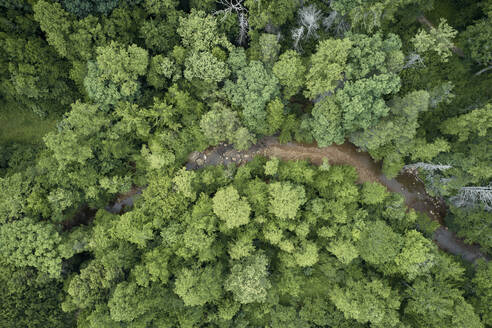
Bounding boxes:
33 1 73 59
224 60 280 134
345 33 403 80
184 50 230 84
357 220 401 267
265 98 285 135
338 33 403 131
0 172 34 222
440 104 492 142
273 50 306 99
410 137 450 162
59 0 123 18
264 157 280 176
331 0 433 32
42 101 136 218
309 96 344 146
330 276 401 327
213 185 251 229
0 218 62 277
139 2 180 54
0 30 76 116
268 181 307 219
308 33 404 149
403 278 483 328
177 9 231 52
225 254 271 304
244 0 299 30
461 15 492 66
0 265 73 328
412 18 458 62
448 206 492 255
360 182 389 205
471 260 492 326
393 230 435 280
174 265 223 307
336 73 400 132
63 261 116 312
200 104 256 150
147 55 177 90
257 33 281 66
304 38 352 100
84 42 148 105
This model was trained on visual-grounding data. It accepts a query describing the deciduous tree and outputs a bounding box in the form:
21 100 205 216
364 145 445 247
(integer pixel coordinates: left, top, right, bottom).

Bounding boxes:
412 18 458 62
304 38 351 100
273 50 306 99
225 254 271 304
224 60 280 134
213 185 251 229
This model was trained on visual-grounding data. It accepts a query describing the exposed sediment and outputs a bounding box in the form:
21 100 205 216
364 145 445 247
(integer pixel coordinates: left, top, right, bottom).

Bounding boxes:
108 137 489 263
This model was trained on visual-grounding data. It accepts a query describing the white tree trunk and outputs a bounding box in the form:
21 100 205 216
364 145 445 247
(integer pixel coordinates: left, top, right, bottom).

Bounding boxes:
451 186 492 211
403 162 452 171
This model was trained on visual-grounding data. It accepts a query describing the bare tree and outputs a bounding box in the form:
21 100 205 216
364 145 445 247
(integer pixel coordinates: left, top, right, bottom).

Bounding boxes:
403 162 452 171
214 0 249 45
238 12 249 45
313 92 332 104
403 53 425 69
451 186 492 211
299 5 322 38
429 82 454 108
265 23 279 35
323 10 338 31
475 64 492 76
214 0 247 19
292 26 305 51
334 16 350 37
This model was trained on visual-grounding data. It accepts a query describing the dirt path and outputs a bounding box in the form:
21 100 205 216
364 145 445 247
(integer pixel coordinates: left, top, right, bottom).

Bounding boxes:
106 137 488 263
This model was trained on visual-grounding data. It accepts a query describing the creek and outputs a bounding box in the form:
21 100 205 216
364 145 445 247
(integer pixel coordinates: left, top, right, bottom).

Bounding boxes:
107 137 488 263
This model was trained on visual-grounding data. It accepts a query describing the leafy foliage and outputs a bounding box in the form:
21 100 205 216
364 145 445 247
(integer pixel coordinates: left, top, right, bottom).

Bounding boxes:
224 60 280 134
1 1 491 327
273 50 306 99
0 218 63 277
412 18 458 62
304 38 351 100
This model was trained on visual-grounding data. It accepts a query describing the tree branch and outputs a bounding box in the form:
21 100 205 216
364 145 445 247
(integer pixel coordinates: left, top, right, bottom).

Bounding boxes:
475 64 492 76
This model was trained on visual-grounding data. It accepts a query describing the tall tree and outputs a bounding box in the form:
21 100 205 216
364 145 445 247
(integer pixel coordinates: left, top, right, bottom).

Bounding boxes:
0 218 63 277
225 253 271 304
330 275 401 327
304 38 351 100
224 60 280 134
273 50 306 99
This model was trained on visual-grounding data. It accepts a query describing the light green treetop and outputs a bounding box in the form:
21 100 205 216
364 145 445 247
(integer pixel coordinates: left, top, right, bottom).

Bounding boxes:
225 254 271 304
268 182 307 219
412 18 458 62
213 185 251 229
273 50 306 99
304 38 352 100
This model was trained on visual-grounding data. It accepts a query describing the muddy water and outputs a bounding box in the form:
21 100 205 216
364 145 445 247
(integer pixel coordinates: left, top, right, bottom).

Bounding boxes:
105 187 142 214
185 137 488 263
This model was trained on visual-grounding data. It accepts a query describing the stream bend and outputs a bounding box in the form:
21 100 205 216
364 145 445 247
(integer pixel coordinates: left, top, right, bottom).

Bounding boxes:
107 137 489 263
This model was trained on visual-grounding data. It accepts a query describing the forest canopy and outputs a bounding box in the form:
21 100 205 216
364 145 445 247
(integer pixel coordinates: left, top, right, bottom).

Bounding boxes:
0 0 491 327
